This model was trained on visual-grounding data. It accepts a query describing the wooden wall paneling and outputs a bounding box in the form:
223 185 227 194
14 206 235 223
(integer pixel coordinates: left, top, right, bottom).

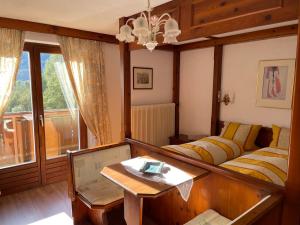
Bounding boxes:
178 0 298 41
119 18 132 139
0 17 117 43
179 24 298 51
0 164 40 195
45 157 68 184
129 139 283 225
190 0 283 28
173 46 180 136
211 45 223 136
283 1 300 224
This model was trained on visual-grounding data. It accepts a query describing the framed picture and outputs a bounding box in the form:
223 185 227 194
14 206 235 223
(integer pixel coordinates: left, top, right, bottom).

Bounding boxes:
133 67 153 89
256 59 295 109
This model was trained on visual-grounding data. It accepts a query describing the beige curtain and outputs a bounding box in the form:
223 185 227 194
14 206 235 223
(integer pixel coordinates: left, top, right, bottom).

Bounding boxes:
0 28 24 119
131 103 175 146
58 36 112 145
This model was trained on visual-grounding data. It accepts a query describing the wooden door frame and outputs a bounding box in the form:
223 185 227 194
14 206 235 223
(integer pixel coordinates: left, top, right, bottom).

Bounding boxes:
0 43 88 195
27 42 88 185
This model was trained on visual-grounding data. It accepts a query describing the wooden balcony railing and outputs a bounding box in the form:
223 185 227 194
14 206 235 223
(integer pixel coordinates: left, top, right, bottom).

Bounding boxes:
0 110 79 169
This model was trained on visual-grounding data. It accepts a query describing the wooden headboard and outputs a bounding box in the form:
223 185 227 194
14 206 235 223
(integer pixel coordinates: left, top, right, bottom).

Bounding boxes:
217 121 273 148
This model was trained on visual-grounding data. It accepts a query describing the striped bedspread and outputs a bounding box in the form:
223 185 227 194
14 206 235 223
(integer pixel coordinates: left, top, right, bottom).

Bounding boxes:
220 147 288 186
163 136 243 165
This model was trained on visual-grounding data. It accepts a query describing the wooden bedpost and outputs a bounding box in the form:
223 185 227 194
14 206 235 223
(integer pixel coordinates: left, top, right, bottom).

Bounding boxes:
119 17 132 139
211 45 223 136
283 1 300 224
173 46 180 137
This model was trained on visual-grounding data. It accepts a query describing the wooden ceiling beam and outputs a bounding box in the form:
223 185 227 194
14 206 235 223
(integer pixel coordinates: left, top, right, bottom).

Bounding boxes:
178 24 298 51
0 17 118 44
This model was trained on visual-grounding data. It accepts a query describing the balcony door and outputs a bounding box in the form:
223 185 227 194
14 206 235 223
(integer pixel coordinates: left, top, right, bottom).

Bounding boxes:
0 43 86 195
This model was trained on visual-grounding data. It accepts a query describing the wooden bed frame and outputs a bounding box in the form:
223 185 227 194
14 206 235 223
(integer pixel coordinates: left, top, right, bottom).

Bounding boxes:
68 140 284 225
130 139 284 225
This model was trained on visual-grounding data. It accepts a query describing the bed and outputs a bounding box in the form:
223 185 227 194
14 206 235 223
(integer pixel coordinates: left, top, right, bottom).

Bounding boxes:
163 122 289 186
220 147 288 186
163 136 243 165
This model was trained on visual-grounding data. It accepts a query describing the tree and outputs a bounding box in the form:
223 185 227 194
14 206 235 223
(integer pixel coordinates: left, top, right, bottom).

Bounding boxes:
5 54 68 114
6 80 32 113
42 54 67 110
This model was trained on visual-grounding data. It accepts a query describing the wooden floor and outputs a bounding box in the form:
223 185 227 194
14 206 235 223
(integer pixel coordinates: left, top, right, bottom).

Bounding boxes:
0 182 74 225
0 181 157 225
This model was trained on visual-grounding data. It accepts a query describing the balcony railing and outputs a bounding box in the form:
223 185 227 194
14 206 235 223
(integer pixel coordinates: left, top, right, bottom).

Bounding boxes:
0 110 79 169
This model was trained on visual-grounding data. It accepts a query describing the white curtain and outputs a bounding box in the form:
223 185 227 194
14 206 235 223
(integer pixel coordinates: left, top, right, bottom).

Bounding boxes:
0 28 24 119
131 103 175 146
58 36 112 145
54 59 77 120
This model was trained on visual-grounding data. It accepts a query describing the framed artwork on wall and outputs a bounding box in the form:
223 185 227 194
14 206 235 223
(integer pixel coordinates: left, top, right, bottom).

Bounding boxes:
256 59 295 109
133 67 153 89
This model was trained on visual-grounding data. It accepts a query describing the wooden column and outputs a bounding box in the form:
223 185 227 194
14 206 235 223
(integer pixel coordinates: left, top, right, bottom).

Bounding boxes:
173 46 180 137
210 45 223 135
119 17 131 139
286 9 300 203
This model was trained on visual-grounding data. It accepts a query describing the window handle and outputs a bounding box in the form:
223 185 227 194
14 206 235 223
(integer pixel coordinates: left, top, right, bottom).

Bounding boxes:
39 115 44 127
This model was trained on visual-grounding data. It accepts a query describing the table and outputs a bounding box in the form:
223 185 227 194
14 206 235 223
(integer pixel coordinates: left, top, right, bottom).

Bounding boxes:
101 153 208 225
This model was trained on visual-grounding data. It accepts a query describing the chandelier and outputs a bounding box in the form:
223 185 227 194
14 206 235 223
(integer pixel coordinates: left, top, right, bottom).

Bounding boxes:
116 0 181 51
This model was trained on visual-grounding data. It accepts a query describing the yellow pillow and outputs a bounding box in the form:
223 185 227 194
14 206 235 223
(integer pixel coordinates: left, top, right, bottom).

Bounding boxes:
221 122 262 151
270 125 290 150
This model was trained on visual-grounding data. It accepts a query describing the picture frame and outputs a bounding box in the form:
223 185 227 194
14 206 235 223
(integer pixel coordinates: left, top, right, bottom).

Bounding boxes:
256 59 295 109
133 67 153 89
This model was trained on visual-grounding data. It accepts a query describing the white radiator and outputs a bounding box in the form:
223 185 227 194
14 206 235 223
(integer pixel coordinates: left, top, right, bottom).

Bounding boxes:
131 103 175 146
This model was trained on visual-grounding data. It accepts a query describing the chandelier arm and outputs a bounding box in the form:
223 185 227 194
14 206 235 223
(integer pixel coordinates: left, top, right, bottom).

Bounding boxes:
157 13 171 23
157 20 168 28
125 18 135 26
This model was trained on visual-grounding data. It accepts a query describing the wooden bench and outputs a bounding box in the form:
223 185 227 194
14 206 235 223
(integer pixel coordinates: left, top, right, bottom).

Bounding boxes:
67 143 131 225
184 209 231 225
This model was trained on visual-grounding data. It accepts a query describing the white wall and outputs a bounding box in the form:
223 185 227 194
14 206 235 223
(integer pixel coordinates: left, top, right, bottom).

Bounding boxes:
179 47 214 135
179 36 296 136
221 36 296 128
131 49 173 105
103 43 122 143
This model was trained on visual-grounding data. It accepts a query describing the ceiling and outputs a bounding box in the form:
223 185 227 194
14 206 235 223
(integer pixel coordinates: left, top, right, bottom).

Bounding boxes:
0 0 171 35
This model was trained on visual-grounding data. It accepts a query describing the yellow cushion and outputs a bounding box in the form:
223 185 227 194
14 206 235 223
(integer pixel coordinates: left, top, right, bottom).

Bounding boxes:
221 122 262 151
270 125 290 150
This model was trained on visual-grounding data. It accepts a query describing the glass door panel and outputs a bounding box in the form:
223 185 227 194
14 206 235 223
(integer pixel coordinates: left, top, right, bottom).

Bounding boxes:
40 53 79 159
0 52 36 168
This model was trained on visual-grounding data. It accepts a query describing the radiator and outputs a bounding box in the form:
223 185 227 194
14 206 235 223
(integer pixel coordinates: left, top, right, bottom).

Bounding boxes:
131 103 175 146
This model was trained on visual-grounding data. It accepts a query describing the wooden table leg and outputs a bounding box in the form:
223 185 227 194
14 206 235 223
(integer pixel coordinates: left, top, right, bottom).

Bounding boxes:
124 190 143 225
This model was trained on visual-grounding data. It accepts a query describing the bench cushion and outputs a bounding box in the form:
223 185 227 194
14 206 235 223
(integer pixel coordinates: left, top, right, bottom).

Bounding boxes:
77 176 124 206
73 144 131 189
184 209 231 225
72 144 131 207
